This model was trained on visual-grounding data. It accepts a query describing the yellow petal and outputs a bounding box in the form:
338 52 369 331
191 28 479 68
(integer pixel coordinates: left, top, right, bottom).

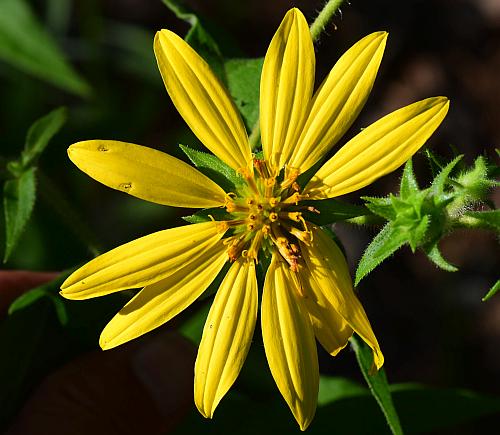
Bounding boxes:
300 227 384 370
262 254 318 431
195 259 258 418
300 274 353 356
61 221 226 299
288 32 387 172
305 97 450 199
68 140 226 208
154 30 251 172
99 241 228 349
260 8 315 172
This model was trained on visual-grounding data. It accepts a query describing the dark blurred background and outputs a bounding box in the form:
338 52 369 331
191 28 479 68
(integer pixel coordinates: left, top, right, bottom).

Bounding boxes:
0 0 499 433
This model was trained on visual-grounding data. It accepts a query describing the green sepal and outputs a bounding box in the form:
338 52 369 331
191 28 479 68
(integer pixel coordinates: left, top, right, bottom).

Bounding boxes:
3 167 36 262
350 335 404 435
455 156 498 200
180 144 242 192
425 149 445 178
407 214 429 252
430 155 463 196
482 280 500 302
355 222 409 285
0 0 91 97
300 198 369 225
400 159 419 200
423 239 458 272
363 196 396 221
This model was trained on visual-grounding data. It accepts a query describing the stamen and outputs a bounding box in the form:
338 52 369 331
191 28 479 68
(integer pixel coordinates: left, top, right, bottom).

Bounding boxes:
279 211 302 222
281 192 305 205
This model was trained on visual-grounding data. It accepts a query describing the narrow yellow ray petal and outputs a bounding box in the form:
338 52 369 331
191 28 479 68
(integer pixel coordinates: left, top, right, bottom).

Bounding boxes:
195 259 258 418
68 140 226 208
99 241 228 349
260 8 315 172
154 30 251 172
288 32 387 172
305 97 450 199
299 273 354 356
300 228 384 370
61 222 227 299
262 254 318 431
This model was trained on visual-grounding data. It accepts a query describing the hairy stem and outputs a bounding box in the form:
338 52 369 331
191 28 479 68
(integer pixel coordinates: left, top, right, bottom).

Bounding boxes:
310 0 346 41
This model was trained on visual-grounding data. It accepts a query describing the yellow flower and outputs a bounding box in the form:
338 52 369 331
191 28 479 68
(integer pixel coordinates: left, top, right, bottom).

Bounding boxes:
60 8 449 431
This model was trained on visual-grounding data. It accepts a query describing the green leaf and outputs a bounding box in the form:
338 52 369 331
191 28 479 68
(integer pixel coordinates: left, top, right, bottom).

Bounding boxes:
0 0 91 97
3 167 36 262
301 199 369 225
20 107 67 169
224 57 263 129
161 0 225 81
423 240 458 272
399 159 419 200
8 272 71 325
182 207 231 224
180 144 242 191
482 279 500 302
355 223 408 285
351 335 404 435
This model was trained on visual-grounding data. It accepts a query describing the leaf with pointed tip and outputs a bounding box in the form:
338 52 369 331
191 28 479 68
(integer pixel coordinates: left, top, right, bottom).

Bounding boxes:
301 199 369 225
423 240 458 272
431 155 463 195
482 280 500 302
0 0 90 97
3 168 36 262
351 335 403 435
355 222 408 285
363 196 396 221
425 149 445 178
400 159 419 200
180 144 241 192
20 107 67 169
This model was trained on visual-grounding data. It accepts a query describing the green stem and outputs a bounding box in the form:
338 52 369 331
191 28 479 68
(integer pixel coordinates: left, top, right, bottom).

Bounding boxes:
247 0 346 150
38 171 101 256
310 0 346 42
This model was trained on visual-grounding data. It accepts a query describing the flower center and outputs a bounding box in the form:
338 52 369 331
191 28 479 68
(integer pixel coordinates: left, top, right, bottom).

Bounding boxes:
223 159 316 271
